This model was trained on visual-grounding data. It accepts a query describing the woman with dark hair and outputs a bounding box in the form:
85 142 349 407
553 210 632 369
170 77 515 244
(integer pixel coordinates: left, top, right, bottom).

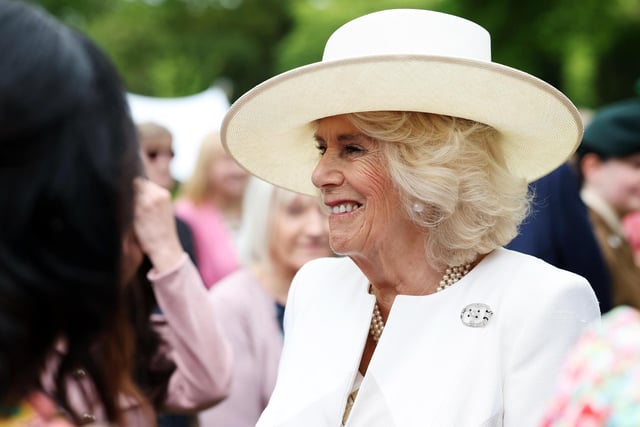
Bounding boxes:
0 1 231 425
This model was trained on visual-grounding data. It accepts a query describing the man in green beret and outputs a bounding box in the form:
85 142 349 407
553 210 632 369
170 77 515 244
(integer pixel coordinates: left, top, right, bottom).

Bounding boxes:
577 98 640 310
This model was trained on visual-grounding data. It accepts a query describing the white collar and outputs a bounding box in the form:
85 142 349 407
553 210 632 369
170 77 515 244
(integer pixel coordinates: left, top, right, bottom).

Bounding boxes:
581 187 625 237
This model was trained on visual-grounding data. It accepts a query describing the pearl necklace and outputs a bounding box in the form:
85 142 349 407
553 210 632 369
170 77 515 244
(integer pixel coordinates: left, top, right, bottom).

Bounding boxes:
369 263 471 342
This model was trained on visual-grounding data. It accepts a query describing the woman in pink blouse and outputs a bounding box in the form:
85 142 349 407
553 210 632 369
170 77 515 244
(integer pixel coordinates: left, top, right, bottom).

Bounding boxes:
42 179 233 426
175 131 248 288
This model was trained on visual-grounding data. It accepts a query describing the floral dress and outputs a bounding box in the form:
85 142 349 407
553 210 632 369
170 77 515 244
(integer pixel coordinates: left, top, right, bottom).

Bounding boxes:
541 306 640 426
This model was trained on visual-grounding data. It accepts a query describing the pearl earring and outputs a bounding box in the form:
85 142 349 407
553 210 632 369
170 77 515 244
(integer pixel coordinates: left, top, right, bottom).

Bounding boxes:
412 202 424 213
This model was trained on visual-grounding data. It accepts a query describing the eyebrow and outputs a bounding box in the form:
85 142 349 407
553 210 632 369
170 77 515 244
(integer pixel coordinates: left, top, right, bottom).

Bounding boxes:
313 132 368 143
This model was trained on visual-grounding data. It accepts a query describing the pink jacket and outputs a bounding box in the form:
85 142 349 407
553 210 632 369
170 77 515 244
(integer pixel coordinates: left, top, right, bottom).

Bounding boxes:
174 199 239 288
42 255 233 426
198 270 283 427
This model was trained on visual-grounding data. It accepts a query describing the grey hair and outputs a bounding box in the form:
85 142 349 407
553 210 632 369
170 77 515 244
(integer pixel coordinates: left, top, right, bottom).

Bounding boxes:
237 176 297 268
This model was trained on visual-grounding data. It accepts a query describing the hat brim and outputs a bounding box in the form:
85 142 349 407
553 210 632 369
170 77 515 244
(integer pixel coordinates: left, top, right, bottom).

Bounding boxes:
222 55 583 195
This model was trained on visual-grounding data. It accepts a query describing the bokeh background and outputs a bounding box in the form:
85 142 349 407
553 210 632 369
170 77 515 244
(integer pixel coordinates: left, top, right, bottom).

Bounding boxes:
32 0 640 181
35 0 640 107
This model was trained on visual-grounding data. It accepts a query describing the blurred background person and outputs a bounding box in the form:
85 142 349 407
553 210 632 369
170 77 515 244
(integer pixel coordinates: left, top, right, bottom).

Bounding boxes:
0 1 232 425
541 96 640 427
540 305 640 426
120 179 232 427
137 121 197 268
137 121 178 195
507 161 612 312
175 131 248 288
198 177 332 427
576 98 640 311
622 210 640 267
0 1 148 424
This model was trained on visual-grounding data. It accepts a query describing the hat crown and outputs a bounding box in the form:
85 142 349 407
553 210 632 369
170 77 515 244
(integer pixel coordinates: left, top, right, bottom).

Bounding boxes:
323 9 492 63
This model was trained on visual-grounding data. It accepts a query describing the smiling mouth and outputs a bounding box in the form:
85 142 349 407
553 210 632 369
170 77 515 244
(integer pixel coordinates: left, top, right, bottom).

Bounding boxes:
330 202 362 214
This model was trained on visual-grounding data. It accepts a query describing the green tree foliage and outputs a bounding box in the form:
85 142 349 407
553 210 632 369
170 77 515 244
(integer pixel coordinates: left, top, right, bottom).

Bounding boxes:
275 0 439 73
443 0 640 106
35 0 640 107
34 0 292 101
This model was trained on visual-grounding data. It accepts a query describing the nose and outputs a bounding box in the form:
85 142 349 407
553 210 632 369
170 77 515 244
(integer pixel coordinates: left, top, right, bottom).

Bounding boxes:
311 152 343 190
157 156 172 171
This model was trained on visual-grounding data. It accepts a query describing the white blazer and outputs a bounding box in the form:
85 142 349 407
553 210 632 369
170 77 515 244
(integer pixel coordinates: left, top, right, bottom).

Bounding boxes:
256 248 600 427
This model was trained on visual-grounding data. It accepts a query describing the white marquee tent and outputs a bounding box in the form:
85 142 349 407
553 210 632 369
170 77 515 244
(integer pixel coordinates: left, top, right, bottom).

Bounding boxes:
127 86 230 183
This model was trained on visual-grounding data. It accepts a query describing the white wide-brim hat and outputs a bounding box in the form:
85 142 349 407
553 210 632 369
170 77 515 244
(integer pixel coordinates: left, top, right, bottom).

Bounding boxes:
222 9 583 196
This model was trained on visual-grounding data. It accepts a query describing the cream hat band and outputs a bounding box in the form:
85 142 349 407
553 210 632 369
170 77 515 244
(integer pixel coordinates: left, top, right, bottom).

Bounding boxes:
222 9 583 195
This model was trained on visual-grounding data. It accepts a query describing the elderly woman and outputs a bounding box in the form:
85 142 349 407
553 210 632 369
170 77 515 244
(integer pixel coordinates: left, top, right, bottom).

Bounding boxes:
199 177 332 426
221 9 600 427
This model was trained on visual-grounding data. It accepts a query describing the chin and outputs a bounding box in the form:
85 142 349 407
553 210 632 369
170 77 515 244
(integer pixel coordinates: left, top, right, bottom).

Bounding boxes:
328 242 351 257
329 232 353 249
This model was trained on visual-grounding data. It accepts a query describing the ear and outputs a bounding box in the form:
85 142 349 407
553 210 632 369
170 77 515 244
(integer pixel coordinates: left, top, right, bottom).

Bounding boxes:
579 153 604 180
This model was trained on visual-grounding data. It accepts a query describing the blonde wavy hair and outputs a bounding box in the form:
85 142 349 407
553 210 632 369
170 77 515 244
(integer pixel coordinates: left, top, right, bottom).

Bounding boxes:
347 111 531 269
179 131 225 205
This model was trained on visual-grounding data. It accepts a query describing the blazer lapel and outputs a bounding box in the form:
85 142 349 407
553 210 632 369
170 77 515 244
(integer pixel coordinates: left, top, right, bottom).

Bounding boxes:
274 266 375 426
346 268 502 426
